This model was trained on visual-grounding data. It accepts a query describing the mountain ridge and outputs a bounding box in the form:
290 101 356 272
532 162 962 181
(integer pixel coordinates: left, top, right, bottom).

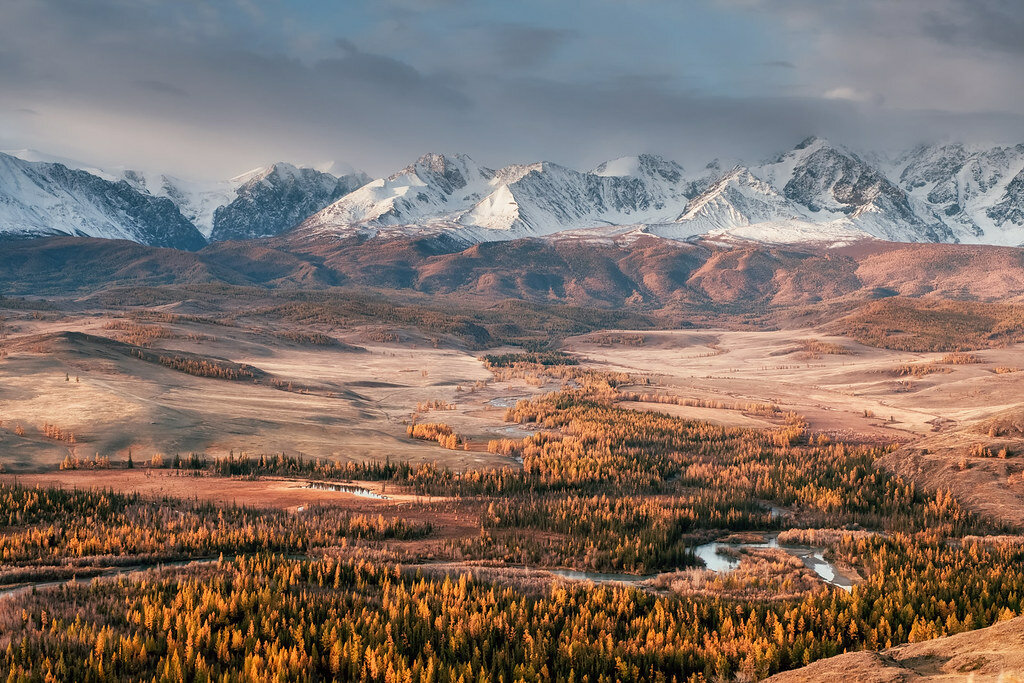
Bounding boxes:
5 233 1024 317
3 139 1024 250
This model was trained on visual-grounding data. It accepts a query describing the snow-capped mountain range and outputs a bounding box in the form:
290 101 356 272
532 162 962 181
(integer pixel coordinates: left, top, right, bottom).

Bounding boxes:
299 137 1024 247
0 150 368 249
2 137 1023 250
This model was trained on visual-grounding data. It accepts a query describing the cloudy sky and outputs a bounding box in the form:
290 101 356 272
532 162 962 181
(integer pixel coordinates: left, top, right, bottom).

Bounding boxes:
1 0 1022 178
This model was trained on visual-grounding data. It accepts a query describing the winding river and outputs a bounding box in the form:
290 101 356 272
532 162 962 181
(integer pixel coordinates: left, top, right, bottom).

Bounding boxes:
543 536 853 592
694 536 853 591
0 537 852 602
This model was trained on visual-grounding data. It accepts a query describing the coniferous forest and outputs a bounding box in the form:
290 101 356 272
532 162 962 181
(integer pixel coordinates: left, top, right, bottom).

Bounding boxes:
1 355 1023 681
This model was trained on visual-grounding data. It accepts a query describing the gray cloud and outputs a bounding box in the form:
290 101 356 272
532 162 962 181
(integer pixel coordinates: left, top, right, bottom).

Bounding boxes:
488 24 575 69
0 0 1020 179
327 39 471 107
923 0 1024 54
134 80 189 97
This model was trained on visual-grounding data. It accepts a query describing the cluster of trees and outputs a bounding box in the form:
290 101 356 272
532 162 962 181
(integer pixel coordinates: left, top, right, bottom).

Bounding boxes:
407 423 463 450
940 352 981 365
616 391 782 417
415 399 456 412
969 444 1010 459
275 329 341 346
192 452 416 481
101 320 173 347
0 484 430 566
58 453 110 470
892 362 952 377
466 492 774 573
793 339 852 358
41 422 77 443
587 332 647 346
154 354 257 381
482 351 578 368
484 358 634 389
128 348 258 381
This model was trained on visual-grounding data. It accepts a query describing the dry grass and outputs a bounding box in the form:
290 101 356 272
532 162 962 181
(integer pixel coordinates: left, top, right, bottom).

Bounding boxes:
0 313 526 471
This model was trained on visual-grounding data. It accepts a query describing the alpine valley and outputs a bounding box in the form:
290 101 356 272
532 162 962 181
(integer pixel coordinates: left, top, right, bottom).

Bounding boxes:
8 137 1024 683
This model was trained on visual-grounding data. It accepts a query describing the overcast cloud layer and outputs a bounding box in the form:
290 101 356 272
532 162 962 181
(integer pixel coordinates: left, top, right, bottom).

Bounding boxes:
1 0 1022 178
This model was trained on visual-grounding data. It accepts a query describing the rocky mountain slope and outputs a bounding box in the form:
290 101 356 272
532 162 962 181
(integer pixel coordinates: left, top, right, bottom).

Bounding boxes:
895 142 1024 245
757 137 954 243
208 163 369 242
115 169 238 239
0 152 206 249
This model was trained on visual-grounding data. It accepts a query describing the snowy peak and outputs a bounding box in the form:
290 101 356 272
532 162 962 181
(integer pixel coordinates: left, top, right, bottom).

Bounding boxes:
462 160 637 235
399 153 486 195
209 163 369 242
592 154 693 213
762 137 890 214
592 154 684 185
302 152 491 232
747 138 955 242
675 166 804 232
656 137 962 244
0 152 206 249
303 152 699 238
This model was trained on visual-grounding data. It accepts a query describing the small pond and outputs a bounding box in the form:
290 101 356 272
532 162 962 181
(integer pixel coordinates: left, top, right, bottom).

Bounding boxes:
304 481 388 499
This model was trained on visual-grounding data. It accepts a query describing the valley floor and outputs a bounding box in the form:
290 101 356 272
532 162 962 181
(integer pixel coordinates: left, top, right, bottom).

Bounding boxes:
3 295 1024 680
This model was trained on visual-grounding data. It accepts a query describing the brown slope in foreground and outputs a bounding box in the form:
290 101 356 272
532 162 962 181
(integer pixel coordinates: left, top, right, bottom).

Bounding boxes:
768 614 1024 682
